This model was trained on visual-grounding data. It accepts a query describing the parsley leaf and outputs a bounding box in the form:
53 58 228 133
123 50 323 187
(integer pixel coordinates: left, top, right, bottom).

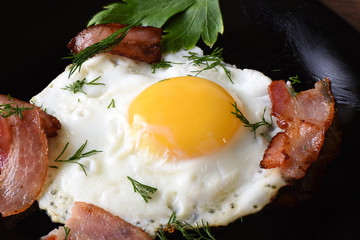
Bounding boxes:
162 0 223 52
88 0 223 53
89 0 193 29
87 2 136 26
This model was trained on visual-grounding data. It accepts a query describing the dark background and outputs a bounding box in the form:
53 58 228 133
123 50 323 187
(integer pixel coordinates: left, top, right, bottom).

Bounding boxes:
1 0 360 239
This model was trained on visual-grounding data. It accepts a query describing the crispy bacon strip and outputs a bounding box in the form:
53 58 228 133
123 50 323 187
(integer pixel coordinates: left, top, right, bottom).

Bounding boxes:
0 95 61 217
42 202 152 240
68 23 162 63
260 79 335 179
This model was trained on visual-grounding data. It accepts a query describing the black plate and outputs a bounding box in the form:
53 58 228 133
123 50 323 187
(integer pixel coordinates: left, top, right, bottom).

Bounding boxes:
1 0 360 239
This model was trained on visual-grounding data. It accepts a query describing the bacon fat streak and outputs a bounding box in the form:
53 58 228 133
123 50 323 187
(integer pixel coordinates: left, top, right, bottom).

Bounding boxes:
260 79 336 179
0 95 60 217
42 202 152 240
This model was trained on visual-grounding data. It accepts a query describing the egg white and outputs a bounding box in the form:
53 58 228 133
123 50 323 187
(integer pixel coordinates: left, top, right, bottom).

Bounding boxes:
32 47 286 237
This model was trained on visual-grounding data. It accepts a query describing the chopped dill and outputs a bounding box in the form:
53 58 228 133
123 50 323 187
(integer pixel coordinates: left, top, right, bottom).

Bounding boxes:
185 47 233 84
0 96 33 119
151 60 179 73
64 226 71 240
157 211 216 240
286 74 301 98
51 140 102 176
289 74 301 84
260 133 272 141
0 103 33 119
127 176 157 203
231 102 273 138
108 99 116 109
62 76 104 95
285 84 298 99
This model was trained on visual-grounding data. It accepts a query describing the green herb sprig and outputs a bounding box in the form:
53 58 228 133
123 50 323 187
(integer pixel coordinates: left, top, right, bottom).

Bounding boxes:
289 74 301 84
185 48 233 83
157 211 216 240
0 103 33 119
285 84 298 99
108 99 116 109
64 26 131 77
286 75 301 98
51 140 102 176
64 226 71 240
151 60 179 73
127 176 157 203
231 102 273 138
62 76 104 94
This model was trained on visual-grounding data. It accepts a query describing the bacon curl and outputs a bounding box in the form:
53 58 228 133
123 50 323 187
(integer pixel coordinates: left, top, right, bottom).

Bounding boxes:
42 202 152 240
0 95 60 217
260 79 336 179
68 23 162 63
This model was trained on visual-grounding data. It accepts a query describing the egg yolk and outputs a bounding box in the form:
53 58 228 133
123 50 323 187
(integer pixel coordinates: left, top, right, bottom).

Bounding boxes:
128 76 241 159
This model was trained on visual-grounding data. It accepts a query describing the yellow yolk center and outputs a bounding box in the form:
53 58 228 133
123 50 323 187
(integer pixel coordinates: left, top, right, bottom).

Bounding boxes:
128 76 241 159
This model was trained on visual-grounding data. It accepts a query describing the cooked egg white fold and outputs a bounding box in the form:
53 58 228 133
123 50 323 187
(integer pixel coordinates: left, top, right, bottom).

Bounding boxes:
32 47 286 237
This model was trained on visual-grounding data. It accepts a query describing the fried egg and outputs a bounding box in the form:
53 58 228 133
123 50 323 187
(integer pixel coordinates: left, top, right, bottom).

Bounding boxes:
32 47 286 237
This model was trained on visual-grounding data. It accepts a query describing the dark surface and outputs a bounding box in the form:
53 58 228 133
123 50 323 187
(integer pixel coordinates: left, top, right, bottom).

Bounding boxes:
1 0 360 239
